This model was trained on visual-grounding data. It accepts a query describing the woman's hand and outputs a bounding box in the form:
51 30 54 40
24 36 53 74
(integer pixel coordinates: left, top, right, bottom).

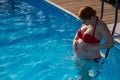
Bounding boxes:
73 45 78 52
73 40 78 52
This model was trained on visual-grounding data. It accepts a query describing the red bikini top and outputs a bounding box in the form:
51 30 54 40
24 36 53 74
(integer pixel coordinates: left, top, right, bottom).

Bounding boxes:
75 17 100 44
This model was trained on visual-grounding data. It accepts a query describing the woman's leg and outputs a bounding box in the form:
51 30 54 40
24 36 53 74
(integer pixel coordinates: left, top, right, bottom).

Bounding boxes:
75 59 91 80
75 58 100 80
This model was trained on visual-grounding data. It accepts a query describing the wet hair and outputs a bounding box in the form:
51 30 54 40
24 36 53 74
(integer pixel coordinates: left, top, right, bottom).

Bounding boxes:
78 6 96 20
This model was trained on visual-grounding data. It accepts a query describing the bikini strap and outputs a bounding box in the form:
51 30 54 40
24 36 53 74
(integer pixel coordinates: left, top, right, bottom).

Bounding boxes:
92 16 98 36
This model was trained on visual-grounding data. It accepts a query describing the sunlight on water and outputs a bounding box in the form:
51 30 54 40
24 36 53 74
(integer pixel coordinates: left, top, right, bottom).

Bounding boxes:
0 0 80 80
0 0 120 80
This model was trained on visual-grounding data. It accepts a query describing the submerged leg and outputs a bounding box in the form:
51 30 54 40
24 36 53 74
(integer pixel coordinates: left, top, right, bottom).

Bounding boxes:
75 59 91 80
75 58 101 80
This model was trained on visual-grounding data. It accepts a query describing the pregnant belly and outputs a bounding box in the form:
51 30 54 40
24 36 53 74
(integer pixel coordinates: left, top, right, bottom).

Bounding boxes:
74 39 101 59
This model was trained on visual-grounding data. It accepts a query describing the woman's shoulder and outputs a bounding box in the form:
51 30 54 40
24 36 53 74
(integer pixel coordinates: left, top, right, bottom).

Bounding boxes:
97 19 110 35
97 19 104 24
97 19 107 29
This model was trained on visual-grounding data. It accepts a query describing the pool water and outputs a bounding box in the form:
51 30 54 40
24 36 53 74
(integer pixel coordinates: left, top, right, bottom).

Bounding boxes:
0 0 120 80
0 0 81 80
93 41 120 80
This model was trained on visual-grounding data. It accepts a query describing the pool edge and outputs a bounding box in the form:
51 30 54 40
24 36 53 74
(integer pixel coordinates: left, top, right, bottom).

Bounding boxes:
45 0 80 21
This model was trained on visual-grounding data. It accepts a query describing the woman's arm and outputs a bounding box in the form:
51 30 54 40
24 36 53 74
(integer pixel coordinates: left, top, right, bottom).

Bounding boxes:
86 22 114 51
97 22 114 49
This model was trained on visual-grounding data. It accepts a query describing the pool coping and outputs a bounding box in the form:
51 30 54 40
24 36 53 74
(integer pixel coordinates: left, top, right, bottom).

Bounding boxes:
107 23 120 43
46 0 120 43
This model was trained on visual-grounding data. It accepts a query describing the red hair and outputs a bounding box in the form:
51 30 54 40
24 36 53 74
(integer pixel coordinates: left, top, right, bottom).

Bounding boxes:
78 6 96 20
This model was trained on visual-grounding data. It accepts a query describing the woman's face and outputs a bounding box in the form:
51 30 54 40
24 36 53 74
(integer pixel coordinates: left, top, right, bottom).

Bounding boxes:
81 19 91 24
81 16 94 25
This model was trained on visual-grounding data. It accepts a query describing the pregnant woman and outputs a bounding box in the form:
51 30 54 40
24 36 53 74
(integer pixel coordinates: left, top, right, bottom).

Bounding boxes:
73 6 114 80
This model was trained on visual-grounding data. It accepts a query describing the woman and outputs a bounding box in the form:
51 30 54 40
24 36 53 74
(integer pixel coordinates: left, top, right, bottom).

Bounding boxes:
73 6 114 80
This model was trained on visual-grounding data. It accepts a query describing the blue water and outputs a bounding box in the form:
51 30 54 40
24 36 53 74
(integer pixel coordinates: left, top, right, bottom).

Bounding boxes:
0 0 120 80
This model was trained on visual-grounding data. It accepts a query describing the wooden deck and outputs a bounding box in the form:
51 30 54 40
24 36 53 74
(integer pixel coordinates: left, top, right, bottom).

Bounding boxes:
49 0 120 24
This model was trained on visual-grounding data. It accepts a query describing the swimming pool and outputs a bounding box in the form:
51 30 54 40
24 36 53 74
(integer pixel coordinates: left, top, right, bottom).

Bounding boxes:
0 0 120 80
